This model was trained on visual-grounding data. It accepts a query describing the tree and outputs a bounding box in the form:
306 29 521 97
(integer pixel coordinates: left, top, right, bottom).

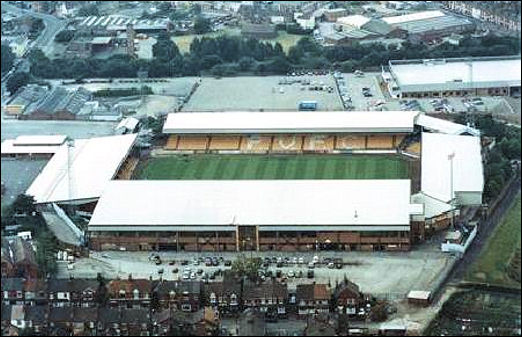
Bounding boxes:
95 273 109 307
11 194 37 215
35 230 58 278
238 57 255 71
54 30 75 43
151 291 161 312
231 255 262 282
370 301 388 322
152 33 180 61
78 4 99 17
194 16 211 34
6 72 30 95
1 44 15 75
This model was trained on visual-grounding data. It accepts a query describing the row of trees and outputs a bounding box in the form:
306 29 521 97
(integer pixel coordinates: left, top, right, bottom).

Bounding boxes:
26 33 521 79
1 44 15 75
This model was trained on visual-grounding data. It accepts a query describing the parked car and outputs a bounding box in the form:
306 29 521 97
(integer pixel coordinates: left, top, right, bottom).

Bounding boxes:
308 262 315 269
307 270 314 278
172 268 179 273
224 260 232 266
287 270 295 278
169 260 176 266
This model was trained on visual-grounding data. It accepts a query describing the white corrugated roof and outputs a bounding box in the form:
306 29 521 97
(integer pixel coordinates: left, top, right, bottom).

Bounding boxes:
383 10 445 25
407 290 431 300
411 192 453 219
116 117 139 131
163 111 418 134
13 135 67 146
421 132 483 203
1 139 62 155
26 134 137 204
390 58 521 88
89 180 419 229
337 15 371 28
416 114 480 136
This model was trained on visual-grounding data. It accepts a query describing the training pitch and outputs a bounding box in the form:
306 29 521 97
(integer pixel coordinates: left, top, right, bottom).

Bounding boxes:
135 154 410 180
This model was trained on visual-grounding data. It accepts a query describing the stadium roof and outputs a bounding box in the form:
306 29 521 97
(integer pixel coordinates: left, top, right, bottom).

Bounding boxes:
26 134 137 204
1 135 67 155
421 132 483 204
411 192 453 220
416 114 480 136
389 56 521 92
88 180 422 231
163 111 418 134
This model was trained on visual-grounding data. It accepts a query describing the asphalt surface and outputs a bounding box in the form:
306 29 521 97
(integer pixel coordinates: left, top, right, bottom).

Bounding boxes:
2 2 68 56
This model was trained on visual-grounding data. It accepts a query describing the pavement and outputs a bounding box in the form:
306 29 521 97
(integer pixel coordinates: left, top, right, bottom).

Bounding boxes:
2 2 68 57
182 75 344 111
57 242 454 298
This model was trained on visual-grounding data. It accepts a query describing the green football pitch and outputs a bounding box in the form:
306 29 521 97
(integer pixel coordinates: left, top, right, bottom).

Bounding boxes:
135 154 409 180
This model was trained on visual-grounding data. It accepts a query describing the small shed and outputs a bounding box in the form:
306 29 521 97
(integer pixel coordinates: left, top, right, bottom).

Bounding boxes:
407 290 431 306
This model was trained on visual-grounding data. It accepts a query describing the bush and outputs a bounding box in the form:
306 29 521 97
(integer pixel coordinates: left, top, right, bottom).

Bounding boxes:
54 30 75 43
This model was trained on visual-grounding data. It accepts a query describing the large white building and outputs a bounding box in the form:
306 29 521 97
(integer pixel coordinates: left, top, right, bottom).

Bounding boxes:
384 55 522 98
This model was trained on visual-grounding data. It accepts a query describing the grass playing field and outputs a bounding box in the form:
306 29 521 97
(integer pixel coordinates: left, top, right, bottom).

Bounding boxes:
135 154 409 180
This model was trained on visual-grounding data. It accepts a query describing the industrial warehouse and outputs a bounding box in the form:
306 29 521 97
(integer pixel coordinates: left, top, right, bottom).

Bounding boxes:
384 55 522 98
81 111 484 253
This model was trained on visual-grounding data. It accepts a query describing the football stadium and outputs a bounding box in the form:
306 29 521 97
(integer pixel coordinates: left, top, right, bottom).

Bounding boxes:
83 110 484 253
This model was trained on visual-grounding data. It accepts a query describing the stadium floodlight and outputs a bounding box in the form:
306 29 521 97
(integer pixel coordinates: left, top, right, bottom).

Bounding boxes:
448 152 455 230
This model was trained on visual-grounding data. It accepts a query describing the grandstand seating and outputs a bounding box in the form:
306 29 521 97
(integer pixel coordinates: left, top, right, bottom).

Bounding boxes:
405 141 421 154
366 135 394 149
208 136 241 150
272 135 303 152
303 135 335 152
394 135 405 147
335 135 366 150
240 136 272 153
165 135 179 150
116 157 139 180
177 136 208 150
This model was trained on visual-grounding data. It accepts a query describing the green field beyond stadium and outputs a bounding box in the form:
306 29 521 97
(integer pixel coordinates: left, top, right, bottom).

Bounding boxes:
135 155 409 180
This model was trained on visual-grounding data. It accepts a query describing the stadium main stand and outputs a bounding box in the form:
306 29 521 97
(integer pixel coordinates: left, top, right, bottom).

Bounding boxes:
240 136 272 153
165 135 179 150
208 136 241 150
177 136 208 151
272 135 303 152
303 135 335 152
335 135 366 150
366 135 394 149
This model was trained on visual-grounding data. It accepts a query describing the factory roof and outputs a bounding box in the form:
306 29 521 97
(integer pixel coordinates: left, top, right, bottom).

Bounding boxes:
421 132 484 204
163 111 418 134
26 134 137 204
88 180 421 231
1 135 67 155
383 10 445 25
389 56 521 92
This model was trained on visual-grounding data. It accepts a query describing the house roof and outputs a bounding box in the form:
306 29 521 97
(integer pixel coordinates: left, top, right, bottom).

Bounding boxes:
47 279 98 293
333 279 361 299
153 280 201 296
243 281 288 300
1 278 25 291
73 307 98 322
24 279 48 292
25 306 49 323
97 308 121 323
122 309 149 324
10 237 36 265
296 284 330 301
11 304 24 321
107 279 152 295
49 307 73 322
